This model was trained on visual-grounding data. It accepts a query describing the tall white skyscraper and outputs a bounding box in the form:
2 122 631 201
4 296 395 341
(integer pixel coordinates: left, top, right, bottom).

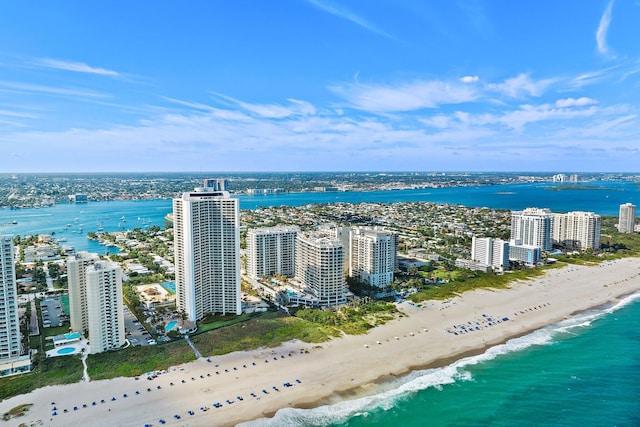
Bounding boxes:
173 184 241 322
85 261 125 354
67 252 100 334
471 236 510 270
0 235 21 364
552 211 601 250
247 226 299 280
510 208 553 251
618 203 636 233
295 231 346 307
349 227 398 288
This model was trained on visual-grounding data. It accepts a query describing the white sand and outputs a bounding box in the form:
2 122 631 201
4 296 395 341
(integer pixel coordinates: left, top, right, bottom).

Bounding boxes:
2 258 639 427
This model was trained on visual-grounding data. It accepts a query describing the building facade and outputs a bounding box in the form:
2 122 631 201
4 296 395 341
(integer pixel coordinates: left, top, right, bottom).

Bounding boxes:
0 235 25 375
552 211 601 250
246 226 299 280
295 232 346 307
67 252 100 334
85 261 126 354
173 185 241 322
471 236 510 271
510 208 553 251
349 227 398 288
618 203 637 234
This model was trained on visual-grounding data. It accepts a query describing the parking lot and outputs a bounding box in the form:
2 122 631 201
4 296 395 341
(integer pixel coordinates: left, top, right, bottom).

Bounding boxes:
124 305 155 346
41 297 64 328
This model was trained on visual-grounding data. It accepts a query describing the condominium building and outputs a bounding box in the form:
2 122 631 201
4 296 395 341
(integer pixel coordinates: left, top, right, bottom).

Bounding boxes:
173 184 241 322
246 226 299 280
349 227 398 288
471 236 510 271
295 231 346 307
85 261 125 354
67 251 100 334
552 211 601 250
508 242 541 265
618 203 637 234
0 235 27 376
510 208 553 251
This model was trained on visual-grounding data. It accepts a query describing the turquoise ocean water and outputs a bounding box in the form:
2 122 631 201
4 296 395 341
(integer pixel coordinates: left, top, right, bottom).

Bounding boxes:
1 179 639 426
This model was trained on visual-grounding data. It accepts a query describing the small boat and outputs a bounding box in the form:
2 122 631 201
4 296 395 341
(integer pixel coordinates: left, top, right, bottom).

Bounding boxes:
11 220 17 224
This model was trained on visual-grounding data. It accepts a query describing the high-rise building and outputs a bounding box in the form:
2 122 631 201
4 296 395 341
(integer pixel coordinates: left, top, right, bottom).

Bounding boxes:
67 252 100 333
349 227 398 288
295 231 346 307
173 185 241 322
618 203 637 234
247 226 299 280
85 261 125 354
510 208 553 251
552 211 601 250
203 178 229 192
552 174 567 183
0 235 22 368
471 236 510 271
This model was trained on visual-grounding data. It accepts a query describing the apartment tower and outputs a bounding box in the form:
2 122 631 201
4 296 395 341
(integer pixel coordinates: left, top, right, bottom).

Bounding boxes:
510 208 553 251
295 232 346 306
246 226 299 280
0 235 21 365
173 184 241 322
349 227 398 288
67 251 100 334
471 236 510 270
552 211 601 250
618 203 636 233
85 261 126 353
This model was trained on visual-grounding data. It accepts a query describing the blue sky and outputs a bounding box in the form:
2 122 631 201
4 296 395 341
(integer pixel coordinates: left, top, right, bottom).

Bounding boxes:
0 0 639 173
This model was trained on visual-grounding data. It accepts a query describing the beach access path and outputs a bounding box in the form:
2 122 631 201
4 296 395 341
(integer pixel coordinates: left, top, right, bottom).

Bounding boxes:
2 258 639 427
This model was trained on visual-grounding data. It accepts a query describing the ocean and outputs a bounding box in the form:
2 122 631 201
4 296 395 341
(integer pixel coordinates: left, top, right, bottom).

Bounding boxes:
1 179 639 426
243 294 640 427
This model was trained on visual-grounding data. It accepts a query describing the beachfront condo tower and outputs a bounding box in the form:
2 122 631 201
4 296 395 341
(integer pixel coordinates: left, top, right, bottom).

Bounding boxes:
173 183 241 322
510 208 553 251
552 211 601 250
68 253 125 353
85 261 126 353
295 231 346 306
349 227 398 288
247 226 299 280
68 251 100 334
618 203 636 234
471 236 510 271
0 235 30 377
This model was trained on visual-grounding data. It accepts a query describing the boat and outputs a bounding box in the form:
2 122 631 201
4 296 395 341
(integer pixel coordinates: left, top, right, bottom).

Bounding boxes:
11 220 17 224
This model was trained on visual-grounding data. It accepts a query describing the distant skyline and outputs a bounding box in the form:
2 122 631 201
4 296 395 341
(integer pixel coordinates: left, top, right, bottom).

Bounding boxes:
1 1 639 173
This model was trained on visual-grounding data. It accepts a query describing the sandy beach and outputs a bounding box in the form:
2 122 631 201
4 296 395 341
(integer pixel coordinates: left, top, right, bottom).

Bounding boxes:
2 258 639 427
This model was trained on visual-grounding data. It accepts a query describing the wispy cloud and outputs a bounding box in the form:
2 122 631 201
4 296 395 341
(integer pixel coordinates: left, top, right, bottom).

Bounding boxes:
0 80 110 98
306 0 398 41
486 73 556 98
555 97 598 108
331 79 479 113
34 58 120 76
211 93 317 118
596 1 614 57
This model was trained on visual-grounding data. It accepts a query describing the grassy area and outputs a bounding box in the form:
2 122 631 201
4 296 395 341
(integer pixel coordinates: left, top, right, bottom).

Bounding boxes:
409 268 547 303
195 312 256 333
86 340 195 380
296 300 400 335
190 311 337 357
0 356 83 402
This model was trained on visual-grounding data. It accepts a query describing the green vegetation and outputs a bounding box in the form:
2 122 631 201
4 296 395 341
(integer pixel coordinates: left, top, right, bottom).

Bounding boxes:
87 341 194 380
190 311 337 356
295 300 399 335
0 356 83 402
195 312 256 333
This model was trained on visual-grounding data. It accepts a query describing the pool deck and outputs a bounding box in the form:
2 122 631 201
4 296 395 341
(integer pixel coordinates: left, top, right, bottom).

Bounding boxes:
46 338 90 358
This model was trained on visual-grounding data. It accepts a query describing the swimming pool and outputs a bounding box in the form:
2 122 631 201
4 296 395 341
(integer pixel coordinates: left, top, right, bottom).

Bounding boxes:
162 281 176 294
165 321 178 332
57 347 76 355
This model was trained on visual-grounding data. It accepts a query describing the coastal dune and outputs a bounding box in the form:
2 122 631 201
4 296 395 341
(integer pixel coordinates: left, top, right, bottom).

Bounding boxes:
2 258 639 427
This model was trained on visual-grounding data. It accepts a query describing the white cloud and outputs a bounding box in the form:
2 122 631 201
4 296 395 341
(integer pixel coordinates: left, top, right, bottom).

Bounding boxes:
596 1 614 57
460 75 479 83
35 58 120 76
211 94 317 118
0 80 110 98
331 79 479 112
306 0 398 41
486 73 556 98
555 97 599 108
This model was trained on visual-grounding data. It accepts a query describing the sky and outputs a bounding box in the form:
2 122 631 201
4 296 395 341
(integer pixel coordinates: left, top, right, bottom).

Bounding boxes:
0 0 639 173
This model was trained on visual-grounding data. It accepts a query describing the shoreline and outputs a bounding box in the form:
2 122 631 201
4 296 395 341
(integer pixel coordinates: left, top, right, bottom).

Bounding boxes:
2 258 640 426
